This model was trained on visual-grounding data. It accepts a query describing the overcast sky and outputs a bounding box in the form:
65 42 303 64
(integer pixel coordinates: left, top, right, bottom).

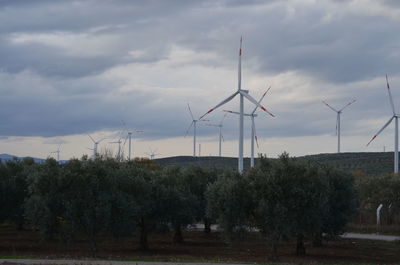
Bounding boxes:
1 0 400 160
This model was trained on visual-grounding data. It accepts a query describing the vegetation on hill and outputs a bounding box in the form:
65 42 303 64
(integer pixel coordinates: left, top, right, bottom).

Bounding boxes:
155 151 397 175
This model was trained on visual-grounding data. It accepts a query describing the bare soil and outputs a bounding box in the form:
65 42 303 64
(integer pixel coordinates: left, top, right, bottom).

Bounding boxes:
1 225 400 264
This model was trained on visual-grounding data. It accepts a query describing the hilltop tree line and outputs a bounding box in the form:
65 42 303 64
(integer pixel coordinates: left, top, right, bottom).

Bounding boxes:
2 153 393 260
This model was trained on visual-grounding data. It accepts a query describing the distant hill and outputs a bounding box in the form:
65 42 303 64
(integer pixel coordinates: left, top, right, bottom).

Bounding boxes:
0 153 47 164
155 152 396 175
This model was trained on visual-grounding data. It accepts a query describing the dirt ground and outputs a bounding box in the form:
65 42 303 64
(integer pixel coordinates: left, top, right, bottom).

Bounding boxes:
1 225 400 265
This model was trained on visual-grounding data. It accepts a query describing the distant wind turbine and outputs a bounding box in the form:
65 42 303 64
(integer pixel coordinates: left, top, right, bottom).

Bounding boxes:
185 103 208 157
145 147 161 160
199 37 274 173
206 112 228 157
224 86 272 167
367 75 399 173
109 139 122 161
322 99 356 153
50 144 61 162
88 134 107 159
121 120 143 160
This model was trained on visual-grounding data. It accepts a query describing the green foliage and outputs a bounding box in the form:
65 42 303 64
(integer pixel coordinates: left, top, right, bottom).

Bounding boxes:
207 170 254 241
0 158 34 228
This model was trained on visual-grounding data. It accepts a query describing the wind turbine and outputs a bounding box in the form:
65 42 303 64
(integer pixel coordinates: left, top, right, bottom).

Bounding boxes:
199 37 274 173
121 120 143 160
224 86 272 167
367 74 399 173
50 144 61 162
322 99 356 153
88 134 107 159
206 112 228 157
109 139 122 161
145 147 161 160
185 103 208 157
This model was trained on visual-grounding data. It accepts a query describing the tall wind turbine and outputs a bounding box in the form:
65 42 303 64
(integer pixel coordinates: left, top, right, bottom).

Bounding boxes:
224 86 272 167
185 103 208 157
199 37 274 173
206 112 228 157
367 75 399 173
88 135 107 159
322 99 356 153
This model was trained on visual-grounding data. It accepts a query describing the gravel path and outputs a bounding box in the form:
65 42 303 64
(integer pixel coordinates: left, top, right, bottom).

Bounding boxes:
341 232 400 241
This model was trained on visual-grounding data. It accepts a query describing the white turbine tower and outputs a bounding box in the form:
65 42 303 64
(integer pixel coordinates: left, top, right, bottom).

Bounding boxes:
145 148 161 160
322 99 356 153
88 135 107 159
206 112 228 157
367 75 399 173
185 103 208 157
223 86 272 167
199 37 274 173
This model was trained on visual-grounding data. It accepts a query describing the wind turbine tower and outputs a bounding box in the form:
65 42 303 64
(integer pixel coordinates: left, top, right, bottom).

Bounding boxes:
367 75 399 173
199 37 274 173
322 99 356 153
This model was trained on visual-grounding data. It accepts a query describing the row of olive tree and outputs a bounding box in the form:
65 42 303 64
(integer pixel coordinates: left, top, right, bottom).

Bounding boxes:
0 156 220 256
1 154 359 260
207 153 359 260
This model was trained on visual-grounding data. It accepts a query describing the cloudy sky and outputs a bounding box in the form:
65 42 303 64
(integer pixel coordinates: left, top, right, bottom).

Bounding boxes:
1 0 400 160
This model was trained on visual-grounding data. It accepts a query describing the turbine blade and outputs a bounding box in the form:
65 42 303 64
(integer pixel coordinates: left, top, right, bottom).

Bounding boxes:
187 103 195 120
88 134 96 143
220 112 228 124
223 109 240 115
322 101 338 112
252 119 259 149
386 74 396 115
251 85 271 114
199 91 238 120
367 116 395 146
184 121 194 137
238 36 242 91
98 137 107 143
339 99 356 112
241 90 275 117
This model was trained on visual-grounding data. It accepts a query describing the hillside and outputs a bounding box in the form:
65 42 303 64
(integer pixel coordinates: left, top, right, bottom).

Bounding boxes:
155 152 396 175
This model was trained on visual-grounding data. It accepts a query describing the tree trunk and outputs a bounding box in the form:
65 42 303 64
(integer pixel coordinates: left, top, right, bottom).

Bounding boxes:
89 233 97 258
204 219 211 234
268 238 279 261
139 217 149 250
173 224 184 243
312 232 323 247
296 234 306 256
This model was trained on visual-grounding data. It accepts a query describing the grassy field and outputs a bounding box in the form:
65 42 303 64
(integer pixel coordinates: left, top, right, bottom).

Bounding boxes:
1 225 400 265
